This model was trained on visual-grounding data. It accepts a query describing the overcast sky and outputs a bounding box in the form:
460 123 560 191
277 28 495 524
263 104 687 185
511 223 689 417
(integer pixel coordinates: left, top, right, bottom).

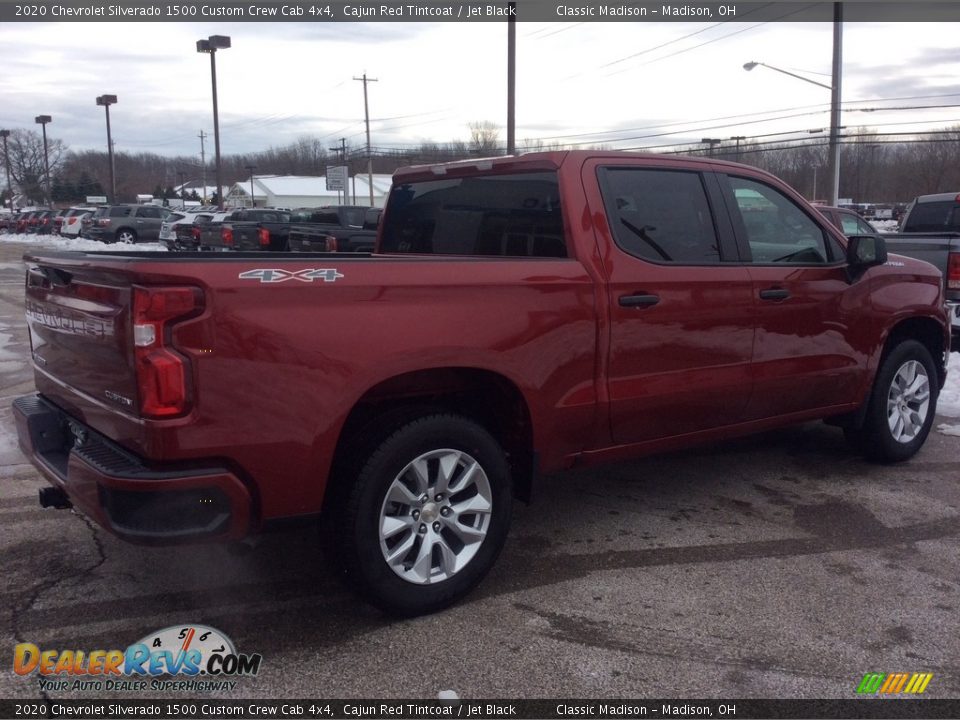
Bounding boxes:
1 17 959 161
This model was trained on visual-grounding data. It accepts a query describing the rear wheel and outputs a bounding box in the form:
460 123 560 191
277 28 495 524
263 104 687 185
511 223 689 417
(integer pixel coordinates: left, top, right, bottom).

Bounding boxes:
116 228 137 244
332 414 512 616
851 340 938 462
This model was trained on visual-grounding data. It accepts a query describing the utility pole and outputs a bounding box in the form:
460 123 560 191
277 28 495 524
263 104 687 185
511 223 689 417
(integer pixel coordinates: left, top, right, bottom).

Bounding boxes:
0 130 12 211
353 73 378 206
506 1 516 155
828 1 843 206
701 138 722 157
198 130 208 204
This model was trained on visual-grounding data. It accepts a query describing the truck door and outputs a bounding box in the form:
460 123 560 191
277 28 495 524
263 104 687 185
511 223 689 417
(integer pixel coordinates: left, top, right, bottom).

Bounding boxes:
717 173 867 419
587 160 755 444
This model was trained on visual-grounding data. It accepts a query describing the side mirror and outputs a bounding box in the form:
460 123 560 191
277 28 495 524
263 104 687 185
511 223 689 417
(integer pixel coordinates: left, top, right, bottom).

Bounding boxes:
846 234 887 280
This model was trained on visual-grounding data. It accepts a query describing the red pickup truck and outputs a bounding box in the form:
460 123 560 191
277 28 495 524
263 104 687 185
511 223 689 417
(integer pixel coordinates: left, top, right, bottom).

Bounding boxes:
14 151 950 616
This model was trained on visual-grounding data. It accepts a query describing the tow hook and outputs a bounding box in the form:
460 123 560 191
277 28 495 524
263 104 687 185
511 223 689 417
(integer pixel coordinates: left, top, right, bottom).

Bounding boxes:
39 486 72 509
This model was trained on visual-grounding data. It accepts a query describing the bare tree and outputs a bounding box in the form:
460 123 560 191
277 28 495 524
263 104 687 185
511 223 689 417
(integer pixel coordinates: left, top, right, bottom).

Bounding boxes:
2 128 67 205
468 121 501 156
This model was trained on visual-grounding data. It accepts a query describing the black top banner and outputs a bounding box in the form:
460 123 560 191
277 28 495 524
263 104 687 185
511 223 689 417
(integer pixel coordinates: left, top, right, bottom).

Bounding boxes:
2 1 960 23
3 699 960 720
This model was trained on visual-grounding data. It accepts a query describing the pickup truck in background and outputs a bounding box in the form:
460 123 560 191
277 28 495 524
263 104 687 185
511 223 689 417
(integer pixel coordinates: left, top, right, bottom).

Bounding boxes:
14 151 950 617
880 191 960 348
195 208 291 251
287 205 381 253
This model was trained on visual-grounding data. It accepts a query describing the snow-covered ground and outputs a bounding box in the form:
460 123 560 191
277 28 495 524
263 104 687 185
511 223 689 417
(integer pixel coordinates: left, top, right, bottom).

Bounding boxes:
0 232 166 252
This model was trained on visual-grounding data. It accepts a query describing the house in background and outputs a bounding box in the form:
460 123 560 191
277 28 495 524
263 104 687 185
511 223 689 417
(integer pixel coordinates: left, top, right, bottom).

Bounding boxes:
225 174 393 209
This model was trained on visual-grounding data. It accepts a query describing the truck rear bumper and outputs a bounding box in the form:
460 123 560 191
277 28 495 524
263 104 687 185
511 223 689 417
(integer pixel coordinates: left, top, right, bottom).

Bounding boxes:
13 394 251 544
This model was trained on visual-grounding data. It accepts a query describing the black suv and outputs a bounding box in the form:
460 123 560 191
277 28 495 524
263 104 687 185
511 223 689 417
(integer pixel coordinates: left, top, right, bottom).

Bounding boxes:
81 204 171 243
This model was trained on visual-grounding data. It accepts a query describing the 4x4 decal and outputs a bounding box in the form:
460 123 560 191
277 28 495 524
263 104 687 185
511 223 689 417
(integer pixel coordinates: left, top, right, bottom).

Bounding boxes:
238 268 344 283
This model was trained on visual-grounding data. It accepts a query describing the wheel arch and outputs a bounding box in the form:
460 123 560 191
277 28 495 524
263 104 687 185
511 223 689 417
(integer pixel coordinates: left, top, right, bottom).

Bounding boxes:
325 367 536 513
880 315 947 390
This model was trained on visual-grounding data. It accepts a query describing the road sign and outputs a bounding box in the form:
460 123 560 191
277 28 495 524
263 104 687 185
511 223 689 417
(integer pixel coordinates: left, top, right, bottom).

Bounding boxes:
326 166 349 191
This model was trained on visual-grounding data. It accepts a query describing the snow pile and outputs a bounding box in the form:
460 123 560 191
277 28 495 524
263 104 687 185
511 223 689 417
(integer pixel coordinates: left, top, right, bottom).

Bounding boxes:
939 352 960 417
870 219 899 232
937 351 960 436
0 232 166 252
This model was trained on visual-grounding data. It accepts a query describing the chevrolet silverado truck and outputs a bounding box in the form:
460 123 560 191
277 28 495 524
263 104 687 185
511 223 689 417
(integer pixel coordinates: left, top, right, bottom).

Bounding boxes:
14 151 950 616
287 206 381 253
195 208 290 251
880 192 960 348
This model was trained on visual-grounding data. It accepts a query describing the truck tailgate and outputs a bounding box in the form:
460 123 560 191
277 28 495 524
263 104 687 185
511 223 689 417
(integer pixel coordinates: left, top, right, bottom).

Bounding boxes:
25 260 139 413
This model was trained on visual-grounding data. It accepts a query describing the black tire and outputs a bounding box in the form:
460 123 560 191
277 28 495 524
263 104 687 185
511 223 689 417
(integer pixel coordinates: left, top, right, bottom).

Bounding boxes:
332 414 512 617
853 339 939 462
116 228 137 244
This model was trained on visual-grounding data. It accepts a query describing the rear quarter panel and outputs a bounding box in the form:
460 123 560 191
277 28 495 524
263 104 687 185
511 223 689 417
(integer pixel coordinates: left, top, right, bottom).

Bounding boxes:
30 253 598 523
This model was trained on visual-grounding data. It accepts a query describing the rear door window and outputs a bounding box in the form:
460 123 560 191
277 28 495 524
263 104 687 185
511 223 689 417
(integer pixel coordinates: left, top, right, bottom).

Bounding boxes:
381 172 566 257
598 167 722 264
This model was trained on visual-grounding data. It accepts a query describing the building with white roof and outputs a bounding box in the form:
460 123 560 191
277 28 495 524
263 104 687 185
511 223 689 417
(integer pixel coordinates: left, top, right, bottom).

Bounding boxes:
225 174 393 209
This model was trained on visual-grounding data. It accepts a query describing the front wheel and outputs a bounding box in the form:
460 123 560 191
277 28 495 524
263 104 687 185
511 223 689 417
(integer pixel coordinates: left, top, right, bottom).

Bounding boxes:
852 339 939 462
332 414 513 616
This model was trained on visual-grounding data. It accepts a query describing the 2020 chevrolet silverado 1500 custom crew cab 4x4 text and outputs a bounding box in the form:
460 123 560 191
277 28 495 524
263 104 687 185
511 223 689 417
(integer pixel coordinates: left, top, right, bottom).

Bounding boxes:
14 152 950 616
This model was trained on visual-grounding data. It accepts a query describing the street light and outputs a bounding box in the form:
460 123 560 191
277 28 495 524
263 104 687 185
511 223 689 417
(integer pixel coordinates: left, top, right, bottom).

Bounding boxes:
742 5 843 205
245 164 256 208
197 34 231 210
742 61 832 90
0 130 12 211
730 135 747 162
34 115 52 206
96 95 118 203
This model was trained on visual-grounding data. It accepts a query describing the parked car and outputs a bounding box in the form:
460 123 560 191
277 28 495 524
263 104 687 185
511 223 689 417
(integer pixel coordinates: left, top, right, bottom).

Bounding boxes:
159 211 208 250
50 209 70 236
81 204 172 243
25 209 57 235
814 205 878 237
59 208 95 239
0 212 20 233
14 151 950 617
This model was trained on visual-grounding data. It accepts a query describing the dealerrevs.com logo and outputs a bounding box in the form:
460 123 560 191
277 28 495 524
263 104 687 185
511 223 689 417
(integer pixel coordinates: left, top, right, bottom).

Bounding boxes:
14 625 262 693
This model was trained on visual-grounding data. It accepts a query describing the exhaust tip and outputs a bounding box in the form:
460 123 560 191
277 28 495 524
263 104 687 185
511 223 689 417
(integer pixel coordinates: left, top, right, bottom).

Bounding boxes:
39 486 72 510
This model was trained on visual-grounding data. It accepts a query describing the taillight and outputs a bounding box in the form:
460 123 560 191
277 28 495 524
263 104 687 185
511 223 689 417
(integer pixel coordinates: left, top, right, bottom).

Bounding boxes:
221 227 234 247
97 218 111 228
258 227 270 247
132 286 202 418
948 252 960 291
325 235 337 252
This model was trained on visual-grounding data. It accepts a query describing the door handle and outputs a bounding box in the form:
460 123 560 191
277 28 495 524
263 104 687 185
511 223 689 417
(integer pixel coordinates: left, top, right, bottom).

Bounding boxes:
759 288 790 301
619 293 660 308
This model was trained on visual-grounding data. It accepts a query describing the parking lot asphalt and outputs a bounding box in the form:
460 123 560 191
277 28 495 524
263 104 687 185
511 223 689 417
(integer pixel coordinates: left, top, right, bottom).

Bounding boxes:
0 238 958 701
